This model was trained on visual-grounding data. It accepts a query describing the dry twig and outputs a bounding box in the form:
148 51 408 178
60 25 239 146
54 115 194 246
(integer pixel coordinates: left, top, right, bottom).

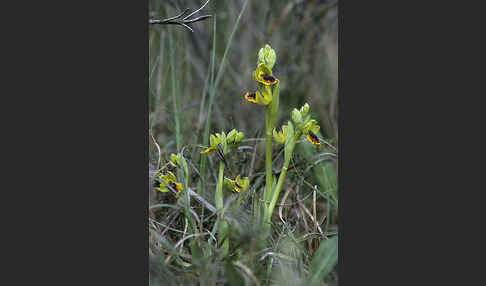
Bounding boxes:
149 0 212 32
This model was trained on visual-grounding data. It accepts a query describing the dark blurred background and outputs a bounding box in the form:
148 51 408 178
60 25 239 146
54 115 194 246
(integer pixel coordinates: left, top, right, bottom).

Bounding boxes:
149 0 338 153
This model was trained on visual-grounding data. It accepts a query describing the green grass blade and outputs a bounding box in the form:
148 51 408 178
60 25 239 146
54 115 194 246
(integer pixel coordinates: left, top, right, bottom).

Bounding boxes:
168 29 181 151
179 148 197 234
150 33 167 132
307 236 338 286
199 0 249 194
198 65 211 132
298 142 338 205
198 17 217 194
213 0 249 89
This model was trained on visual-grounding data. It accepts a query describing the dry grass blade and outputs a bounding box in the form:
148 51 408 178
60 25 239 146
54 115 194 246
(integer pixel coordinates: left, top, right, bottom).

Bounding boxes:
183 0 211 20
151 133 162 170
233 261 261 286
187 188 216 214
164 232 212 265
259 252 299 263
161 212 180 236
278 184 294 224
248 134 260 178
298 195 323 235
149 218 186 234
313 188 317 235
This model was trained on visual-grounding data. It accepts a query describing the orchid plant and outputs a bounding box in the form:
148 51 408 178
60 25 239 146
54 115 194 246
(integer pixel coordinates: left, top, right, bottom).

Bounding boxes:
244 44 322 233
200 128 248 256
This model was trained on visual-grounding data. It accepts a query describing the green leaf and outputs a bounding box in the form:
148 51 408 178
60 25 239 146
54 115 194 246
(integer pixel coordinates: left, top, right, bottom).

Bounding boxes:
190 240 203 262
149 229 180 258
307 236 338 286
298 139 338 204
224 262 244 286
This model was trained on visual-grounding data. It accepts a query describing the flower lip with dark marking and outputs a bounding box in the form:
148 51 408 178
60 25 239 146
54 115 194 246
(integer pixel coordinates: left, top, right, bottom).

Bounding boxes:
306 131 321 146
246 92 256 99
244 92 257 103
233 181 242 193
261 74 276 84
216 143 227 165
234 181 242 189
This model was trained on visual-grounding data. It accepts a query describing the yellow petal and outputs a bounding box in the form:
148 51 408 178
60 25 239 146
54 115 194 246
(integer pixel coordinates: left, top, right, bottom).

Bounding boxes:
200 146 215 154
173 182 182 193
273 128 285 144
155 186 169 193
163 171 177 182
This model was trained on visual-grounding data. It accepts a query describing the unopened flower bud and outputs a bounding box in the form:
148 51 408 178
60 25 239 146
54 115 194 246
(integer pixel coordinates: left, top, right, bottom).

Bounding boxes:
257 44 276 70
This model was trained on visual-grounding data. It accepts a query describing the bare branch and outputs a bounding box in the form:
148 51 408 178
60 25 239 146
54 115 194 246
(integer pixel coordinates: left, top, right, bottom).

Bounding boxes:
149 0 212 32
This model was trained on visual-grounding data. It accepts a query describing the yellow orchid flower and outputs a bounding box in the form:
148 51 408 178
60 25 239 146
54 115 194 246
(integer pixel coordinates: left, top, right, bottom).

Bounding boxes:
291 103 321 147
244 87 272 106
201 130 244 154
155 171 182 196
210 133 222 147
273 127 285 145
200 133 222 154
302 119 320 134
224 175 249 193
169 153 180 167
253 63 279 86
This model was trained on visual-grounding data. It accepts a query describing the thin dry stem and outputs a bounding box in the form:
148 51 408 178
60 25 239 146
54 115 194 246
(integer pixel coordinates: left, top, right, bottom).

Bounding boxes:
149 0 212 32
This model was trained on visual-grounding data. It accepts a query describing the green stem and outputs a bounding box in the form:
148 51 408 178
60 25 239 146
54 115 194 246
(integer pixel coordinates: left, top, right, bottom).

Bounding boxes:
264 136 297 231
262 82 279 229
235 188 245 208
266 165 288 223
215 160 229 256
264 106 273 204
215 161 225 215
